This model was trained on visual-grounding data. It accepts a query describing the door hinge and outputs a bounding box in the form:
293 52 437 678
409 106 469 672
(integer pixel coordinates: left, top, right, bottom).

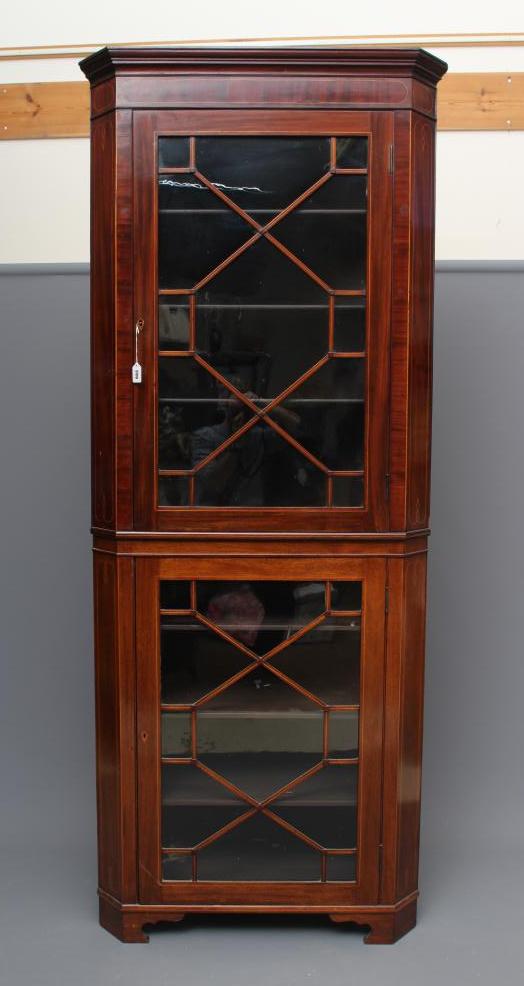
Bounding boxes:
385 586 389 614
388 143 394 175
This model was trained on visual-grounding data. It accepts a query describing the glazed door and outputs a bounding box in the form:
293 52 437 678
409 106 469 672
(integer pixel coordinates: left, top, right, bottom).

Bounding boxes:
136 556 386 906
133 111 393 533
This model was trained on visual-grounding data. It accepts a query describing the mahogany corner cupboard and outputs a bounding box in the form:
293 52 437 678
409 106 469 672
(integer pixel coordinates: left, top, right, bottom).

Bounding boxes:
80 45 447 944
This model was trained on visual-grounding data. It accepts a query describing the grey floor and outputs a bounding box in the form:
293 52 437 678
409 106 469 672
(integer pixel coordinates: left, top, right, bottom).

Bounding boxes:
1 267 524 983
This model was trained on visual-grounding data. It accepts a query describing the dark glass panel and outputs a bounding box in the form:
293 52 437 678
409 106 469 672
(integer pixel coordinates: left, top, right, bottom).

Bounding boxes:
268 616 361 706
336 137 368 169
326 854 357 882
162 853 193 880
162 764 246 847
195 136 330 214
334 299 366 352
161 617 252 705
160 580 192 610
197 669 322 800
194 421 327 507
195 304 327 398
161 712 191 757
197 812 320 881
158 356 255 470
332 475 364 507
330 581 362 612
158 476 189 506
198 237 327 306
273 359 365 471
273 210 367 289
196 580 325 655
296 175 367 211
158 136 190 169
329 712 359 759
271 764 358 848
159 301 190 351
158 190 254 289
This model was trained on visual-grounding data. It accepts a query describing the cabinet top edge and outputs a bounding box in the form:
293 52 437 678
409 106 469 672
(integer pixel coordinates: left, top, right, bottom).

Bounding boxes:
79 45 448 87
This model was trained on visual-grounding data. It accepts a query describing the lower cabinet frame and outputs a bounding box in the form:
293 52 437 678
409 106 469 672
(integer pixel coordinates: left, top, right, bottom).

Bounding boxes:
92 537 428 944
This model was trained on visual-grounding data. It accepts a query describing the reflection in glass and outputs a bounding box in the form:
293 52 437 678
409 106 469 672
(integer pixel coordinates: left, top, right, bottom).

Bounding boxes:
334 299 366 353
274 359 365 471
197 813 320 881
194 422 326 507
268 617 361 706
336 137 368 169
162 764 246 846
271 764 358 848
195 136 331 214
159 302 190 351
161 617 251 705
196 580 325 654
329 712 359 759
161 712 191 757
162 853 193 881
195 304 327 398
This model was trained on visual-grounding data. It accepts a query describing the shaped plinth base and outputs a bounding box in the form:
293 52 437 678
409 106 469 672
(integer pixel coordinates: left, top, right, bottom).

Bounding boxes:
330 898 417 944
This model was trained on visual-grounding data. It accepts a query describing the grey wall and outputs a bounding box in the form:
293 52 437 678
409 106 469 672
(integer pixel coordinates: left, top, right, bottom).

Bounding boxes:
1 264 523 855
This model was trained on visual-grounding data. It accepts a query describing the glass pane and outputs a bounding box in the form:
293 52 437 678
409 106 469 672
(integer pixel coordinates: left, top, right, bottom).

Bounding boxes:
195 304 327 398
160 580 192 610
162 764 246 847
197 812 320 881
161 712 191 756
268 616 361 706
326 854 356 882
158 476 189 506
271 765 358 848
272 177 367 290
329 712 359 759
332 475 364 507
158 179 254 289
273 359 365 471
158 356 255 470
161 617 251 705
194 422 327 507
334 299 366 352
336 137 368 169
330 581 362 611
159 301 190 351
195 136 331 214
198 236 327 306
162 853 193 881
197 672 323 800
158 136 190 169
200 665 318 714
197 580 326 655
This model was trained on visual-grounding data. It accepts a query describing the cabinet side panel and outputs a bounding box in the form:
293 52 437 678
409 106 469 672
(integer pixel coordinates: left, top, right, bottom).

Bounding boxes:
93 552 137 900
406 114 435 530
91 113 116 529
381 551 427 902
114 110 134 530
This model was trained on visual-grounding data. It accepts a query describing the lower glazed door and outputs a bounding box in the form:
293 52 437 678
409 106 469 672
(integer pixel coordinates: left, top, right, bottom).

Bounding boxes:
136 556 386 906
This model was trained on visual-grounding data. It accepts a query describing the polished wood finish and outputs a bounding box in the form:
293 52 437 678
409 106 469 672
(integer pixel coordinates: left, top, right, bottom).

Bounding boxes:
82 46 446 944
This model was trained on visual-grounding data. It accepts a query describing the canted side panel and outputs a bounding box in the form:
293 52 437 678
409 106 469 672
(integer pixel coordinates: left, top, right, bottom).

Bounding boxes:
406 115 435 530
380 551 427 902
93 552 137 900
114 109 134 530
389 109 436 532
91 114 116 529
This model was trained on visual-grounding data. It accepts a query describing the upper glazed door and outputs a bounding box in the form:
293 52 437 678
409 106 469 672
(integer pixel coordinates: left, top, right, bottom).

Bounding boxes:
133 110 392 533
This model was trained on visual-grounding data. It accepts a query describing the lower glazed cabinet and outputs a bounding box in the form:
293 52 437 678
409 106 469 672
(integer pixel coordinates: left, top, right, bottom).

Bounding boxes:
94 546 427 944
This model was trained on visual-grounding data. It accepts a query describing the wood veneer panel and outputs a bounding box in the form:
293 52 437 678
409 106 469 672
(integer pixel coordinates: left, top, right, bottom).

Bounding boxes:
380 552 427 902
93 552 137 900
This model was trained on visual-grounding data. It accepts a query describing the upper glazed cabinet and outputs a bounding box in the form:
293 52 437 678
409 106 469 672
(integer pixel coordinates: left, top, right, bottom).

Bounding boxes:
84 47 447 534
